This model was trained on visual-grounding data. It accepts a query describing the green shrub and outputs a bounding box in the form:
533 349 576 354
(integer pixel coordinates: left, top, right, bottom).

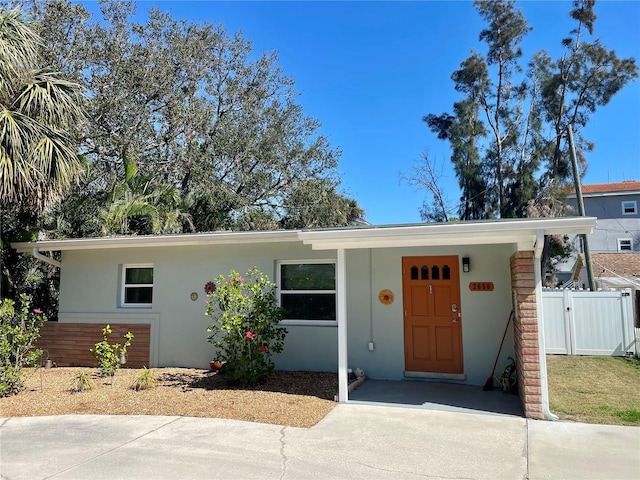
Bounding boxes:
70 371 93 392
90 324 133 378
132 367 157 391
0 294 47 397
205 267 286 385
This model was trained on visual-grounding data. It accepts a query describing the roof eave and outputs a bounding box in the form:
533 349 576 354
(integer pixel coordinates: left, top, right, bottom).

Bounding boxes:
12 217 597 253
12 230 301 253
567 190 640 198
299 217 596 250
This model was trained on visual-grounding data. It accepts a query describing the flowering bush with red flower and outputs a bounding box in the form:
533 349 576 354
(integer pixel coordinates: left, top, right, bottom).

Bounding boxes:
0 294 47 397
205 267 286 385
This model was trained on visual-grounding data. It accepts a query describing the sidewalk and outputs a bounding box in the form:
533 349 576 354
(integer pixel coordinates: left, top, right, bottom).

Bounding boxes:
1 404 638 479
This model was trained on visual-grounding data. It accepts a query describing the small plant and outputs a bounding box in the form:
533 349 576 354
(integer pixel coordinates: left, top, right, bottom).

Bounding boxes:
614 409 640 424
70 371 93 392
205 267 286 385
0 294 47 397
132 367 157 391
90 325 133 378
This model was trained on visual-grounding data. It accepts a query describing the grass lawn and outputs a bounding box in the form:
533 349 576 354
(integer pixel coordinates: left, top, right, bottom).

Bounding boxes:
546 355 640 426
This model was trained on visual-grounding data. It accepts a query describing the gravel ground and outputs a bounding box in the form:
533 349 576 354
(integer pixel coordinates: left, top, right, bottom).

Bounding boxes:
0 367 338 428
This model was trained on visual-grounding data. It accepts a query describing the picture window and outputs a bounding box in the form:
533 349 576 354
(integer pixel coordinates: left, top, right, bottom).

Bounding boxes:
277 260 336 323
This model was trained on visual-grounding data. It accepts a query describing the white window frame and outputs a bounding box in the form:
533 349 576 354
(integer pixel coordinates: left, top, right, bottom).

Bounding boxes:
622 200 637 216
277 259 337 326
121 264 154 308
617 238 633 252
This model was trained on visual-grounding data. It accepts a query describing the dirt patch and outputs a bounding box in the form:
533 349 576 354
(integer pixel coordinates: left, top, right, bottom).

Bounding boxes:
0 367 338 428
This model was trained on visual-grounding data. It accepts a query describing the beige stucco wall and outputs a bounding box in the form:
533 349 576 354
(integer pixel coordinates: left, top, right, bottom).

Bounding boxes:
58 240 517 384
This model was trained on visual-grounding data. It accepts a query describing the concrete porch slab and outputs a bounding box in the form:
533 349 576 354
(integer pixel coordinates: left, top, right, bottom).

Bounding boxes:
348 379 524 416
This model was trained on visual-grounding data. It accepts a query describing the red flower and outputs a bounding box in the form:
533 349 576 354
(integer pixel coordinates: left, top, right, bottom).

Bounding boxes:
259 346 267 353
246 331 255 339
204 282 216 294
33 308 43 315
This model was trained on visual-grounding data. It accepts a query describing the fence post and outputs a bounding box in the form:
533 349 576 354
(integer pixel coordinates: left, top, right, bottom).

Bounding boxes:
563 288 575 355
620 288 634 356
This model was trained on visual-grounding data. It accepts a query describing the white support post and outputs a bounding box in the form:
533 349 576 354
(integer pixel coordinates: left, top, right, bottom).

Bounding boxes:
337 248 348 402
534 230 558 420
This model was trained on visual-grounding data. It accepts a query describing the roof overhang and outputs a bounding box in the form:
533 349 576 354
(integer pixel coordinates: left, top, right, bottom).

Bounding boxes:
299 217 597 250
12 230 301 252
12 217 597 254
567 190 640 199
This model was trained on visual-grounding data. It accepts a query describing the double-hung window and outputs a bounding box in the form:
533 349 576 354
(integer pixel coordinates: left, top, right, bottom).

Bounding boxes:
278 260 336 325
122 264 153 307
622 201 637 215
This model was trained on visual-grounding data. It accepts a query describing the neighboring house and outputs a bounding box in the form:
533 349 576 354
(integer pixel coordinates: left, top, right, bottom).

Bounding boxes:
582 252 640 289
554 181 640 287
567 180 640 253
13 217 595 419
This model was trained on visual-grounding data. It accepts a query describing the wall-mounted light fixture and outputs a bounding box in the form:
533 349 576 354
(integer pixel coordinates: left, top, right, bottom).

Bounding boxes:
462 257 470 273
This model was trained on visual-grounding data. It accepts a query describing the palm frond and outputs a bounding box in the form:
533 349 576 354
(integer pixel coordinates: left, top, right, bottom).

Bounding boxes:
16 70 86 128
0 10 38 79
0 10 85 208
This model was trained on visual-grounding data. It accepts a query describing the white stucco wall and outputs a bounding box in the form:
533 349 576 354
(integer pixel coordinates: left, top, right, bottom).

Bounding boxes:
58 240 517 384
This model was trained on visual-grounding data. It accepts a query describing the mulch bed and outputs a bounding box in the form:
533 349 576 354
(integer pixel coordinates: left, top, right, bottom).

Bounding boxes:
0 367 338 428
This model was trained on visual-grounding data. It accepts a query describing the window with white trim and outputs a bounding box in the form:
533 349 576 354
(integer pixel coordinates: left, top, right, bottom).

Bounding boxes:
277 260 336 323
121 265 153 307
618 239 633 252
622 200 637 215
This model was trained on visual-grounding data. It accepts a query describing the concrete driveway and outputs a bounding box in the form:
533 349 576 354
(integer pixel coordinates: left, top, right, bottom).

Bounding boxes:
1 404 638 479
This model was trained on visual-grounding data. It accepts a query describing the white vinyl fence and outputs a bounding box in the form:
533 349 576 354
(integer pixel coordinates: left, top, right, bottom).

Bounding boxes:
541 288 636 356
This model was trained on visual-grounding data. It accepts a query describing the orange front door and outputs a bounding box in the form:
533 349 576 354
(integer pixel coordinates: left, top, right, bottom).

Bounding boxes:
402 256 463 374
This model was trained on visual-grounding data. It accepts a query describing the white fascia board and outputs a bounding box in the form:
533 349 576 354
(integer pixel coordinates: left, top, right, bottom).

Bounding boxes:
568 190 640 199
13 230 301 253
13 217 596 253
304 232 538 250
299 217 596 251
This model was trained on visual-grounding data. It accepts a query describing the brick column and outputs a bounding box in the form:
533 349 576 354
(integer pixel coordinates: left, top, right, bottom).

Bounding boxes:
510 251 544 419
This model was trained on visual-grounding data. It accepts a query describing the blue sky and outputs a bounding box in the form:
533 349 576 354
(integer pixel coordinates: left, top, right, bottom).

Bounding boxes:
89 1 640 225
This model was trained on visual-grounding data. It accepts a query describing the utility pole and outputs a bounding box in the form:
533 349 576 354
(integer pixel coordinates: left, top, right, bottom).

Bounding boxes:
567 124 596 290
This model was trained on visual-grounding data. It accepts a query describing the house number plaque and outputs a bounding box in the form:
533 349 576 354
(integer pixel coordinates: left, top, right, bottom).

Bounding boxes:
469 282 494 292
